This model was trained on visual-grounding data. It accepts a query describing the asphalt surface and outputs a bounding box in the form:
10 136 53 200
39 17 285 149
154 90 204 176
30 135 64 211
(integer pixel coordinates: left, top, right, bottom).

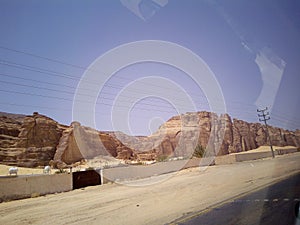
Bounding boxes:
174 173 300 225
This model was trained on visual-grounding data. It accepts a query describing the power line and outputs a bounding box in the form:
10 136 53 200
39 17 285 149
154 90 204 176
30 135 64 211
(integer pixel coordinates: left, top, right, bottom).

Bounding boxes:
0 89 75 102
2 70 298 126
0 72 77 90
0 89 179 114
1 45 297 116
0 74 247 112
0 77 203 111
0 102 71 112
0 57 256 109
0 59 209 105
0 60 210 105
4 73 295 124
1 47 299 127
0 59 216 108
0 59 84 81
0 77 298 130
0 80 78 96
0 102 179 126
0 55 240 105
0 45 91 71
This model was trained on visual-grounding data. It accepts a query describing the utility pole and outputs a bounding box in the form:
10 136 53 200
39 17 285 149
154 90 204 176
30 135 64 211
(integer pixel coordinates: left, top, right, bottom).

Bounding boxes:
257 107 275 158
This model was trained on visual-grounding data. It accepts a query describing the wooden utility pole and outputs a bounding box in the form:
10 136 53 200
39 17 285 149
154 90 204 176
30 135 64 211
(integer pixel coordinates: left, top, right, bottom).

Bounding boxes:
257 107 275 158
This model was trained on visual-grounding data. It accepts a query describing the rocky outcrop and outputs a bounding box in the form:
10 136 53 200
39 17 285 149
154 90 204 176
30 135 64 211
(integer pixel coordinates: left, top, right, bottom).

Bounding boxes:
230 119 300 152
0 112 63 167
125 111 300 159
54 122 140 166
0 111 299 167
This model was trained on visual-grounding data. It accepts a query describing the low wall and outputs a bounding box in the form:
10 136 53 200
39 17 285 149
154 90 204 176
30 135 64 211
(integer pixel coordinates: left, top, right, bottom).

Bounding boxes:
215 155 236 165
215 148 299 165
103 160 187 182
102 158 214 183
0 173 72 202
276 148 298 155
235 151 272 162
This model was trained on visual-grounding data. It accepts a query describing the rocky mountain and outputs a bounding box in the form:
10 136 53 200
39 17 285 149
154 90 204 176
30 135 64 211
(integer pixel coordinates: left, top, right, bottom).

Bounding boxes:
0 111 299 168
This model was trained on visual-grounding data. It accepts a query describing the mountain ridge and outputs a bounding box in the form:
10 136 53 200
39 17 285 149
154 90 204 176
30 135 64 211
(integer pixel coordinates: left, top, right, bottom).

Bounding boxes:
0 111 299 168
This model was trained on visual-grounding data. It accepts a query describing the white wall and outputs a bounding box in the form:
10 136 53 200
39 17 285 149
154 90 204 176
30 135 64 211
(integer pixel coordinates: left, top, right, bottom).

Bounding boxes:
0 173 72 202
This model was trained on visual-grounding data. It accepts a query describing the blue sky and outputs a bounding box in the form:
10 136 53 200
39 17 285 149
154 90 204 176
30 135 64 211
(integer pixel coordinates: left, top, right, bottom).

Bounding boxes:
0 0 299 135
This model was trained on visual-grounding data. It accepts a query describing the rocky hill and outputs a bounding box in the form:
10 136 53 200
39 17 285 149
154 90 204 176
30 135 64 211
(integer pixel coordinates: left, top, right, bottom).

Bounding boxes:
0 111 299 168
0 112 64 167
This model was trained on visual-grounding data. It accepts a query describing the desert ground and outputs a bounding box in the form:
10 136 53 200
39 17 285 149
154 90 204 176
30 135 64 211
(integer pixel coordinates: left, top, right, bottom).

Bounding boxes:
0 150 299 225
0 145 295 176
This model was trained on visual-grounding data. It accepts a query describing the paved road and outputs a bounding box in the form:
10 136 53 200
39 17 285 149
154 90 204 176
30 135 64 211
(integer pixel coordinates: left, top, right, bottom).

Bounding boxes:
174 173 300 225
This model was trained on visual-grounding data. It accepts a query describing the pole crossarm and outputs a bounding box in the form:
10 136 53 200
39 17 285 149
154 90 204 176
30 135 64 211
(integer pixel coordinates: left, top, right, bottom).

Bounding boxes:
257 107 275 158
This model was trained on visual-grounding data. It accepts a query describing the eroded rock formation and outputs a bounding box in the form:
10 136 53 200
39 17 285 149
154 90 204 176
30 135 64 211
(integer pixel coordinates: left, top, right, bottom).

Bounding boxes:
0 112 63 167
0 111 299 167
53 122 137 165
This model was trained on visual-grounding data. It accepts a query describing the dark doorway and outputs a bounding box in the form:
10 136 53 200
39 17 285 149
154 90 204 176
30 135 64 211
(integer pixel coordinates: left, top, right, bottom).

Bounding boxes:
72 170 101 190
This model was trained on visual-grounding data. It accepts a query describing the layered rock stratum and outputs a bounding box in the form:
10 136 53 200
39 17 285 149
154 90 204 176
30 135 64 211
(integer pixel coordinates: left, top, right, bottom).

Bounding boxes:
0 111 299 167
0 112 64 167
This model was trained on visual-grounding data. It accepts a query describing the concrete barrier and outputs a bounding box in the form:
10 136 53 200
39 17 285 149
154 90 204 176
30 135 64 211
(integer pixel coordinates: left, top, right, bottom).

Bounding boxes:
102 158 214 183
0 173 72 202
215 154 237 165
103 149 299 183
235 151 272 162
215 147 299 165
275 148 298 155
103 160 188 182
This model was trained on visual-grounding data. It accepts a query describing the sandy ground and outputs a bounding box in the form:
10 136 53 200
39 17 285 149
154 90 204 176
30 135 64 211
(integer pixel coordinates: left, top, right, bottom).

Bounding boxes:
0 152 299 225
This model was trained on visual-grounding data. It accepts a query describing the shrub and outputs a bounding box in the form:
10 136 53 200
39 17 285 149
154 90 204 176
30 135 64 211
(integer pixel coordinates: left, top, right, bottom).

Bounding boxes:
85 167 95 171
193 144 205 158
55 168 67 174
157 155 168 162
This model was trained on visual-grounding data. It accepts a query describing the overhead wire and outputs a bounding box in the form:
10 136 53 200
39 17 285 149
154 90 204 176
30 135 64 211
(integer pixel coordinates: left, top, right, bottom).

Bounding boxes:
0 73 204 111
1 73 295 126
1 73 289 124
0 88 180 114
0 45 295 112
0 49 262 112
1 46 299 129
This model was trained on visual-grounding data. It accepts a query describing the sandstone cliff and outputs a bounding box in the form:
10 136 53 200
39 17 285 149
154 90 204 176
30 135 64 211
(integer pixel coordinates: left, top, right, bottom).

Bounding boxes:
0 112 64 167
0 111 299 167
158 112 300 156
53 122 138 165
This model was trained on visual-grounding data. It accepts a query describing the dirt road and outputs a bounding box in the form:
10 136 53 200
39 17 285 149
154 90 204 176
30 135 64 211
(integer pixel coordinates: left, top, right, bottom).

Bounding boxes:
1 153 300 225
